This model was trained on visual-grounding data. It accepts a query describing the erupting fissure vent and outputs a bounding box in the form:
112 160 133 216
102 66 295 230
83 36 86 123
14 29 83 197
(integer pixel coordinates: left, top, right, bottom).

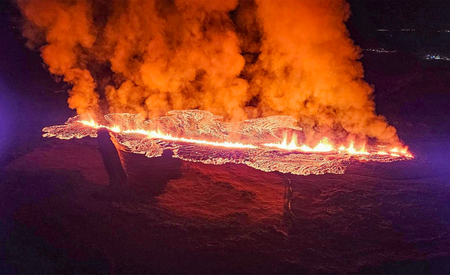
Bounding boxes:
43 110 413 176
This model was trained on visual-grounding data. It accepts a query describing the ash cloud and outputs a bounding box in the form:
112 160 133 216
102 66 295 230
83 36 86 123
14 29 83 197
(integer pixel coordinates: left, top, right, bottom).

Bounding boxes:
16 0 399 144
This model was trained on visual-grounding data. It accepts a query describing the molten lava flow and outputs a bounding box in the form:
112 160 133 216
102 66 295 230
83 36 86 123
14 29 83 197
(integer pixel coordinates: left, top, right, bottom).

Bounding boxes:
43 111 413 176
264 135 335 153
263 134 411 158
124 128 257 149
82 118 257 149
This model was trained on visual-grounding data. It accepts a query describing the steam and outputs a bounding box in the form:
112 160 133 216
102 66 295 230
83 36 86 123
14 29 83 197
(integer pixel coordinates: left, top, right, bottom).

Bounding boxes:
17 0 399 144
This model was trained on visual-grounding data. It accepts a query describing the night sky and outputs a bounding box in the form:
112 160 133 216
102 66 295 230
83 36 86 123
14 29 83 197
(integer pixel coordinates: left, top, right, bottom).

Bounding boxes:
348 0 450 52
349 0 450 30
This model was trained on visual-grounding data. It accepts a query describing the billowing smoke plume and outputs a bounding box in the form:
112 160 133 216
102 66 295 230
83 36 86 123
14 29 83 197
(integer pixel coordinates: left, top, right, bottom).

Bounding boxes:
249 0 397 143
17 0 99 114
16 0 399 144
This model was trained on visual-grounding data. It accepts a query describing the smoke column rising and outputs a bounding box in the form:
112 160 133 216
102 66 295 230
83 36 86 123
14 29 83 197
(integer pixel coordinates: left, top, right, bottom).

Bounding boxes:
250 0 397 143
16 0 399 144
17 0 99 114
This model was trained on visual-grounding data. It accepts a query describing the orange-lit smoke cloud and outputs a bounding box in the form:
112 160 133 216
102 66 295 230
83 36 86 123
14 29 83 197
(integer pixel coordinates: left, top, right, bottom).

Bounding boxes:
249 0 397 143
17 0 399 143
101 0 248 119
17 0 99 114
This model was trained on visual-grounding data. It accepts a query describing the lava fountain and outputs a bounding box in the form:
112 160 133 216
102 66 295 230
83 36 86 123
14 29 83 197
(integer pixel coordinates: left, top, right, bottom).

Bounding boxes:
43 110 413 176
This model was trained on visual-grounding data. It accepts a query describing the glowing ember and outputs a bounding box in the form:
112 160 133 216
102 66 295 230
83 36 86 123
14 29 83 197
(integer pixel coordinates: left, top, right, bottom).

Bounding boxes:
43 111 413 176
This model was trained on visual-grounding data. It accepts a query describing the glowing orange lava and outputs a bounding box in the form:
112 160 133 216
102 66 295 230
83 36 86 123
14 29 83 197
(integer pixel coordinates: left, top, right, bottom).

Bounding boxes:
264 134 335 153
263 134 411 158
77 116 413 158
42 112 414 176
81 120 257 149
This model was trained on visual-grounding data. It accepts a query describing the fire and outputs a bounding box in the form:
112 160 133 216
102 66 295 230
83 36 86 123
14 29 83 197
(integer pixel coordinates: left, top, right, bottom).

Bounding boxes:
80 119 100 128
132 129 258 149
263 134 410 158
79 121 257 149
264 135 335 153
81 118 413 157
42 111 414 176
304 139 334 153
73 116 415 158
344 142 369 155
389 147 413 158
